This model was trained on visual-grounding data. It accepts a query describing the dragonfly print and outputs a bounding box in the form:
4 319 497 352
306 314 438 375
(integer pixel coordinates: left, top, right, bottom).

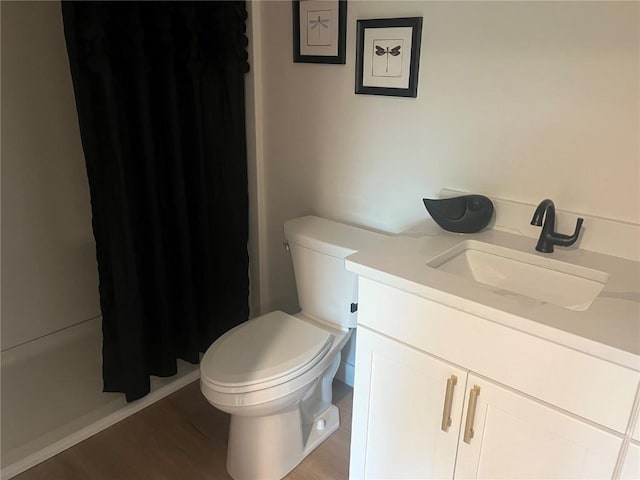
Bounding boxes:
309 14 330 40
375 45 402 73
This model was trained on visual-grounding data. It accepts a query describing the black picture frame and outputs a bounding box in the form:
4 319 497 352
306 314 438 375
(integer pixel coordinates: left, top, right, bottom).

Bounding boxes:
355 17 423 97
293 0 347 64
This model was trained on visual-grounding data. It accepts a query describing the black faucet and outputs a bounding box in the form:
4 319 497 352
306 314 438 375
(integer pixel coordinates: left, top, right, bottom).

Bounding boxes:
530 199 583 253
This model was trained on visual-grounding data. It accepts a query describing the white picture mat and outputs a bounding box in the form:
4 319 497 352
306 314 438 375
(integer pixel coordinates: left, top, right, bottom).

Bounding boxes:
362 26 414 89
299 1 340 56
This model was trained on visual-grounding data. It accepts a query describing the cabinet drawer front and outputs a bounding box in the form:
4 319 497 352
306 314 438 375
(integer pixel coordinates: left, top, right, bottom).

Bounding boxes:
358 278 639 433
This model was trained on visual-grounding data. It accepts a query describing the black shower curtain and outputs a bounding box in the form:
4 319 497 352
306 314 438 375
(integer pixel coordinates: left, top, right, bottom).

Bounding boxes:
62 2 250 401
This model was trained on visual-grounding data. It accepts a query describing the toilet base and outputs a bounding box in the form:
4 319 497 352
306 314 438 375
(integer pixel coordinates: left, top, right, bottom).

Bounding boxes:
226 403 339 480
302 403 340 457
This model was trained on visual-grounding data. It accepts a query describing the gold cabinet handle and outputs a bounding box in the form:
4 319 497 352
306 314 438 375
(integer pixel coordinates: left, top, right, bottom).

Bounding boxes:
440 375 458 432
463 385 481 444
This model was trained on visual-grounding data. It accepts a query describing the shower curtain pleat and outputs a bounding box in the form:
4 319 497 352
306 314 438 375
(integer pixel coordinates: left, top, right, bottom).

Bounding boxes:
61 1 250 401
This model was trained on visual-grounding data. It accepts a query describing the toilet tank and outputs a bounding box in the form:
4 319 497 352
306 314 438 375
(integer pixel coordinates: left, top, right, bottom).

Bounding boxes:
284 216 388 328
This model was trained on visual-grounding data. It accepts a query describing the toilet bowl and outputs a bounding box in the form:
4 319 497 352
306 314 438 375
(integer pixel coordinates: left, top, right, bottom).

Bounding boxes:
200 216 387 480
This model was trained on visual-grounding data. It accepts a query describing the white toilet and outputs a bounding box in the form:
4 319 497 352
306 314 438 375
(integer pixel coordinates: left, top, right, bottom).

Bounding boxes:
200 216 386 480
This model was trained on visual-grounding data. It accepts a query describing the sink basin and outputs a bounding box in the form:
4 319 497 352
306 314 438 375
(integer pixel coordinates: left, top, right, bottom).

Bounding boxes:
427 240 609 311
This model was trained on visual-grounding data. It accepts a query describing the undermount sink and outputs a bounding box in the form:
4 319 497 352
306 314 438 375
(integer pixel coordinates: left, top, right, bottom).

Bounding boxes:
427 240 609 311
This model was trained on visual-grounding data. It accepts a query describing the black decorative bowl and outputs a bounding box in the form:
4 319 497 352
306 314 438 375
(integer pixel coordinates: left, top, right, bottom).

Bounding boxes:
423 195 494 233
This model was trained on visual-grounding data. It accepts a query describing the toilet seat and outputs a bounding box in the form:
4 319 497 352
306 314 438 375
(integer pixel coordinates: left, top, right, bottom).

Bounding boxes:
200 311 333 394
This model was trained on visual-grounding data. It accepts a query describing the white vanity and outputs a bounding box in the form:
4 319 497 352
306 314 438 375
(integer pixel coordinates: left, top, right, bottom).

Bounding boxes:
346 203 640 479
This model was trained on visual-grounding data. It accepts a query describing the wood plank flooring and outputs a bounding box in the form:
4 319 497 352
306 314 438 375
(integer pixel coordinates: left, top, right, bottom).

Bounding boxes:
14 380 353 480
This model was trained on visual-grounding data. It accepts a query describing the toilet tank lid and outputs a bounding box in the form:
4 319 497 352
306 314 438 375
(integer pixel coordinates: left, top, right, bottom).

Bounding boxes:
284 216 388 259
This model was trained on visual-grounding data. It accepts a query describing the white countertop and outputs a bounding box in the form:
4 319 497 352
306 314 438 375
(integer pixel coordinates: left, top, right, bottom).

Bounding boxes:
346 220 640 371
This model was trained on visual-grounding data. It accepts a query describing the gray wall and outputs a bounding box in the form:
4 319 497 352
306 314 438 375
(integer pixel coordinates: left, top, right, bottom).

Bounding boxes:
1 2 100 350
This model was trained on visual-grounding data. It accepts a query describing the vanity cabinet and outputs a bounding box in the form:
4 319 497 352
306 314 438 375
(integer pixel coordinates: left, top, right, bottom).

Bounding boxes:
351 327 623 479
350 278 639 479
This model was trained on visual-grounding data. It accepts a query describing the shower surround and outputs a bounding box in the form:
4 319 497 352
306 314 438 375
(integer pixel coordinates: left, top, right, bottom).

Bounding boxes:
1 317 199 479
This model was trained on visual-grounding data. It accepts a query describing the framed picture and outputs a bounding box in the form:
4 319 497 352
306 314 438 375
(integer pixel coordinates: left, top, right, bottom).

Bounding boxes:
293 0 347 64
355 17 423 97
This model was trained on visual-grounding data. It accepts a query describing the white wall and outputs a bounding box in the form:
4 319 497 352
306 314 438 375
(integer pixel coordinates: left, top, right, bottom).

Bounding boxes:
246 2 268 318
253 0 640 317
1 2 100 350
2 1 635 360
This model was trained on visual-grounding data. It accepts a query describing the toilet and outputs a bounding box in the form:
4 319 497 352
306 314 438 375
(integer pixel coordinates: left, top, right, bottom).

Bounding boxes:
200 216 387 480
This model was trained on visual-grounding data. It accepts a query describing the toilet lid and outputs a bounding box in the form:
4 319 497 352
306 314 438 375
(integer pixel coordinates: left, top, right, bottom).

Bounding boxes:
201 311 333 388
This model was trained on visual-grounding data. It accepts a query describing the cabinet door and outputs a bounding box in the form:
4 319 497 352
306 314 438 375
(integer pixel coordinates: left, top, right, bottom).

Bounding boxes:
454 374 623 479
350 327 468 480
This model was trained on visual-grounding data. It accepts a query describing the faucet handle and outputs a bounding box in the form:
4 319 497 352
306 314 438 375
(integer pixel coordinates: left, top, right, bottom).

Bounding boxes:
552 217 583 246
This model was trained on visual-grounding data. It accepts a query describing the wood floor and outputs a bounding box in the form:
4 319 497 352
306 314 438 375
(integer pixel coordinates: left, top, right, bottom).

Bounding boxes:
14 380 353 480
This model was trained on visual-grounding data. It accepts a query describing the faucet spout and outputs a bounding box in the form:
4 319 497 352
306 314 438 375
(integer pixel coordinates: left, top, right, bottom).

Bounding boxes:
530 199 583 253
530 199 554 228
